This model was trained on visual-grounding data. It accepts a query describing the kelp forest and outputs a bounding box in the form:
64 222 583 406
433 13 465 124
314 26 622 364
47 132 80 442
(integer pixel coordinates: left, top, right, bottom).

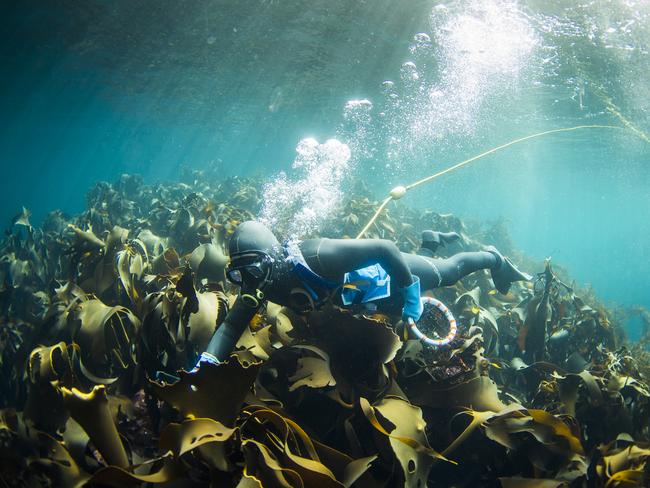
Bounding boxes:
1 170 650 488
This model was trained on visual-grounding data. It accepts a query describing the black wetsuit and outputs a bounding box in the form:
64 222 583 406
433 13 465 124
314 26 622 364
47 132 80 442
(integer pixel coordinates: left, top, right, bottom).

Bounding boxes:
300 238 497 290
204 237 498 361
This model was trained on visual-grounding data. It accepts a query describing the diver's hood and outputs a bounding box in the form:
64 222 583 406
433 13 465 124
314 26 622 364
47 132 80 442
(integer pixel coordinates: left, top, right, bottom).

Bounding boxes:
227 221 287 294
229 221 280 257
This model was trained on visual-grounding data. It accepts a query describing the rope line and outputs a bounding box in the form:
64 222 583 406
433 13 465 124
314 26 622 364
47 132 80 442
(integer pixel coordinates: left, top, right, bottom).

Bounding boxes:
356 124 631 239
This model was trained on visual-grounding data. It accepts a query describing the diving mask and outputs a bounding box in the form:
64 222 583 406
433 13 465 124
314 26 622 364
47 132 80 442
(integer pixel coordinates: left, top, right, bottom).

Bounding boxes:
226 251 274 289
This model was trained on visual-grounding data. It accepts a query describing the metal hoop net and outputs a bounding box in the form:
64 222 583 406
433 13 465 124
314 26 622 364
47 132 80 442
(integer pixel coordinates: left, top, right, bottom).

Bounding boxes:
407 296 457 348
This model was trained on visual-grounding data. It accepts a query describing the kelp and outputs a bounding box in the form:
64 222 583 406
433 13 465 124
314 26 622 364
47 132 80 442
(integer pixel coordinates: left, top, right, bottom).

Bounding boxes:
60 385 130 468
499 478 569 488
287 345 337 392
115 237 148 306
27 341 75 386
519 261 554 363
0 318 34 406
440 404 586 483
359 396 450 487
151 355 261 427
239 406 376 488
189 242 229 286
454 286 500 355
0 173 648 487
69 298 140 385
594 437 650 487
398 324 508 412
304 305 402 401
555 370 603 417
140 256 230 376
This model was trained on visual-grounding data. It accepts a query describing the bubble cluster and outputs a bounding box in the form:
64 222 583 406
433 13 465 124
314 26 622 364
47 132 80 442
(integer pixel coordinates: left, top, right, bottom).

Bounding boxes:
259 138 351 239
263 0 648 236
372 0 539 174
340 99 376 164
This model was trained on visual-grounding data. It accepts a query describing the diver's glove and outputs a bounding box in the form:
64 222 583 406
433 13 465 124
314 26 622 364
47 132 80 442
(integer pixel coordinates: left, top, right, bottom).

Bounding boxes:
399 275 423 323
190 351 220 373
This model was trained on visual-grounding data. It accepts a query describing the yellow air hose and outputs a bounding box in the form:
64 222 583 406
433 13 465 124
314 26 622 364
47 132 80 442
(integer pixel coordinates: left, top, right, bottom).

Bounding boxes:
355 124 630 239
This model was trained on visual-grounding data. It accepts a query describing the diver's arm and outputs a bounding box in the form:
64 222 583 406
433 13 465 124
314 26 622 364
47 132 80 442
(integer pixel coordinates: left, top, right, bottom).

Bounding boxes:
202 296 261 363
302 238 414 287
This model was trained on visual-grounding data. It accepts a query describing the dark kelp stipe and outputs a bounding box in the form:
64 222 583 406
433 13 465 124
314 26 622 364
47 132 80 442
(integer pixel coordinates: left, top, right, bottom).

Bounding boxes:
1 170 649 487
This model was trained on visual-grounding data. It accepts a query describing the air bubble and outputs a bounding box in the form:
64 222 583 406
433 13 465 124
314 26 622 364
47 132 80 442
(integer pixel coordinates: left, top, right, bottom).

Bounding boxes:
343 99 373 124
381 80 395 92
401 61 419 82
409 32 432 54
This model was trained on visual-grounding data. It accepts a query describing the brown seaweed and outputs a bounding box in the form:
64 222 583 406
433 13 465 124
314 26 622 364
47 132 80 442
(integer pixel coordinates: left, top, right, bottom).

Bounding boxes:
0 174 648 487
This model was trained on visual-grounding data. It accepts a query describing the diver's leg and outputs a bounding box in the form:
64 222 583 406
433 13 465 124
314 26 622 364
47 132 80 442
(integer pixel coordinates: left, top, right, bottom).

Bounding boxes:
401 252 486 289
403 250 531 293
435 249 532 293
433 252 497 285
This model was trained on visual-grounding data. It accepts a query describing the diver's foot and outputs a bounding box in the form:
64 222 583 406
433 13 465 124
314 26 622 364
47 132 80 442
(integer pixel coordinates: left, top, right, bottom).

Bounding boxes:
419 230 461 255
484 245 532 294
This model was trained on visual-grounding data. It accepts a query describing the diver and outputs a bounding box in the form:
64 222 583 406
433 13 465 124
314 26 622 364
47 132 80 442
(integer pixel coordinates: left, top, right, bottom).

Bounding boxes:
195 220 531 367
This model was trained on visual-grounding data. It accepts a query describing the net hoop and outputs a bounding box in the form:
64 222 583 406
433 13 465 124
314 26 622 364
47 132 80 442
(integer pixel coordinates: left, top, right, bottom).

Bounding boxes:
407 296 457 348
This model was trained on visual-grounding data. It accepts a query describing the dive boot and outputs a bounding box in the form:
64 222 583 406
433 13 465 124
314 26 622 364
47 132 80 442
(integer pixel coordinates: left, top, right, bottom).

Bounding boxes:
484 245 532 294
418 230 461 257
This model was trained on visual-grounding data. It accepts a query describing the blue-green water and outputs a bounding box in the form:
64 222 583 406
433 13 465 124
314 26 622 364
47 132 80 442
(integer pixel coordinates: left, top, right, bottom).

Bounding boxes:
1 0 649 318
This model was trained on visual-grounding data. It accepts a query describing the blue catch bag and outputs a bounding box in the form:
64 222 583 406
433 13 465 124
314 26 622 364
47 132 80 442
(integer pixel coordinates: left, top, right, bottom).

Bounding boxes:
341 263 391 305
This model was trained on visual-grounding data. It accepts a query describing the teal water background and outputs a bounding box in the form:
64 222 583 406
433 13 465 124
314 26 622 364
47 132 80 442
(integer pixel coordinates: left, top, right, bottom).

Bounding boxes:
1 1 649 331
